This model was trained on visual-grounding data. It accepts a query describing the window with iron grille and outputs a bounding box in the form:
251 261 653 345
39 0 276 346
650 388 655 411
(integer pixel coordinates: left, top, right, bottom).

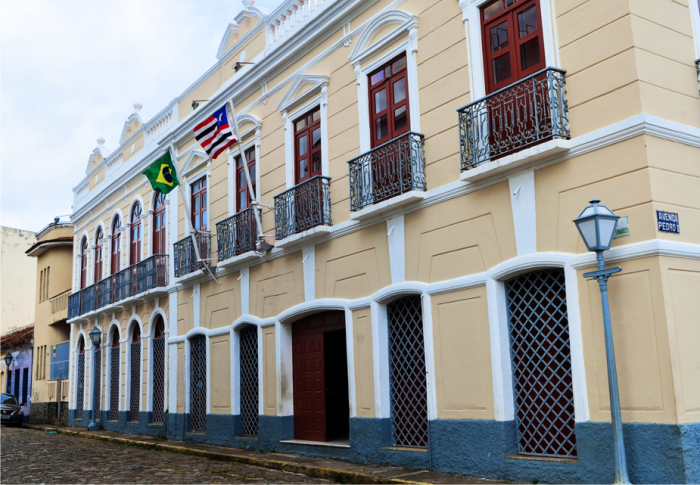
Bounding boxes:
129 326 141 422
239 325 259 437
76 339 86 420
110 343 119 421
505 268 576 458
190 335 207 433
94 348 101 419
152 317 166 424
387 295 428 448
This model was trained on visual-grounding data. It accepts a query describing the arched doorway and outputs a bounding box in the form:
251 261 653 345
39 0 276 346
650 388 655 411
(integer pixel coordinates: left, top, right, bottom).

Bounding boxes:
189 334 207 433
239 325 259 437
152 316 166 424
75 336 86 421
129 325 141 422
109 327 120 421
292 311 349 443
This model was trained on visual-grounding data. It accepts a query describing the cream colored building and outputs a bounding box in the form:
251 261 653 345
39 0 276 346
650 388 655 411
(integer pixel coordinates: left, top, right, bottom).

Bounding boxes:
1 226 37 335
65 0 700 483
25 220 73 422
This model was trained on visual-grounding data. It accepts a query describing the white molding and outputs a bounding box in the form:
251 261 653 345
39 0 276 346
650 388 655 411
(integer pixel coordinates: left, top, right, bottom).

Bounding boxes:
274 225 332 249
508 170 537 256
344 307 357 418
386 215 405 284
216 22 240 61
302 245 316 302
689 0 700 59
564 264 590 423
240 267 250 316
349 191 425 221
485 278 514 421
421 294 438 421
192 284 201 328
180 150 210 179
460 0 560 101
277 74 330 113
349 9 418 66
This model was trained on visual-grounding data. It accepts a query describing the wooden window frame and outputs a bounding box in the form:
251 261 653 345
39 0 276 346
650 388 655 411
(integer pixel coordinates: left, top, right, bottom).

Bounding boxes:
235 147 257 212
481 0 547 94
153 193 167 255
368 53 410 148
94 228 104 283
111 216 122 275
80 238 88 290
130 203 142 265
293 106 323 185
191 177 208 232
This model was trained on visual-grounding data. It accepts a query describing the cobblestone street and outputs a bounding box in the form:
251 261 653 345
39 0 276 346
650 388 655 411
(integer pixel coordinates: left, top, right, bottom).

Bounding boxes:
1 427 331 484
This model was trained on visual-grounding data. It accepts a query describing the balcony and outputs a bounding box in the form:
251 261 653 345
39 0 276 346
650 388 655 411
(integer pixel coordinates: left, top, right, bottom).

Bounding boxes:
458 67 570 182
216 208 258 266
348 132 426 219
68 255 169 320
174 233 212 278
274 175 332 246
49 290 70 323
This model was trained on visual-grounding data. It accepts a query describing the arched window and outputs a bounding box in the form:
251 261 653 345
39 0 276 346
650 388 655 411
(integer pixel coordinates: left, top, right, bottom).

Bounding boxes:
387 295 427 448
130 203 142 265
505 268 576 457
75 336 86 421
80 238 89 289
109 327 120 421
129 324 141 422
189 334 207 433
94 227 104 283
153 193 167 255
239 325 259 437
152 316 166 424
111 216 122 275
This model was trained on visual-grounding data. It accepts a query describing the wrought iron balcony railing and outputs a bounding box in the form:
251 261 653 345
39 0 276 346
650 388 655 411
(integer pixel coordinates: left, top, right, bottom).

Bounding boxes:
216 208 258 261
348 132 426 212
273 176 331 240
174 233 212 277
458 67 569 171
68 255 169 319
696 58 700 83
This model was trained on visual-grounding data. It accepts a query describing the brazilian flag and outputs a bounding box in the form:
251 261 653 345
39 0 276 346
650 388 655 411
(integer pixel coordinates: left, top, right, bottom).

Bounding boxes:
143 150 179 194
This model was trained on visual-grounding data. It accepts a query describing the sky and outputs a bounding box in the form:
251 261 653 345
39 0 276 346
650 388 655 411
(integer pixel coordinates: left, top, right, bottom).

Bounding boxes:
1 0 279 232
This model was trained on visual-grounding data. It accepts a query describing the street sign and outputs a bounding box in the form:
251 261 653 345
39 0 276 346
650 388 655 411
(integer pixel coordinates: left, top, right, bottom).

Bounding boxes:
657 211 680 234
613 216 629 239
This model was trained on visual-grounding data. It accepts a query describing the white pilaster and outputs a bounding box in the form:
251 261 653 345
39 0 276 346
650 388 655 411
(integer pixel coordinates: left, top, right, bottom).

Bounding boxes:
508 170 537 256
302 245 315 302
387 215 405 284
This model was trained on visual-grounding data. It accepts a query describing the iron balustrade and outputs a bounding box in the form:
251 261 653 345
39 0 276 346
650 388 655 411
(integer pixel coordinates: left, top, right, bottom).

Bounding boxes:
348 132 426 212
273 175 332 240
68 292 81 319
174 233 212 277
458 67 569 171
96 275 116 308
696 59 700 83
81 285 96 314
216 208 257 261
136 254 168 293
68 255 169 319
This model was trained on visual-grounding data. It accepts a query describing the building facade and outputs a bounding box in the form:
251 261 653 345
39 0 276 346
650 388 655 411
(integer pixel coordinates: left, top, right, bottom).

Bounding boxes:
65 0 700 483
1 226 37 335
26 220 73 423
1 325 35 422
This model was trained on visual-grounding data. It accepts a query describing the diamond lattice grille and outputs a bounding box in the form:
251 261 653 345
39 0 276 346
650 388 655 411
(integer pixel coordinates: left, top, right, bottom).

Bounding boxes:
152 336 165 424
239 325 259 437
110 347 119 420
75 354 85 420
129 342 141 422
190 335 207 433
506 269 577 458
94 349 101 419
388 295 428 448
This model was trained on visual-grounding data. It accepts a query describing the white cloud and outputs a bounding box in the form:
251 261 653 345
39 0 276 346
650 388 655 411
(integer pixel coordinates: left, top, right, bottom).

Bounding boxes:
1 0 279 231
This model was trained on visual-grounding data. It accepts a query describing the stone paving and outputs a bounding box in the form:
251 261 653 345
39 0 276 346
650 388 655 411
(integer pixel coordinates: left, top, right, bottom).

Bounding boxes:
1 426 331 484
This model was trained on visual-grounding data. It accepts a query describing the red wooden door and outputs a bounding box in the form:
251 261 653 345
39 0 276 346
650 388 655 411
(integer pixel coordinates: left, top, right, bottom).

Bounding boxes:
130 202 142 265
292 312 345 442
80 238 88 289
111 216 121 275
153 193 167 255
94 228 104 283
236 147 257 212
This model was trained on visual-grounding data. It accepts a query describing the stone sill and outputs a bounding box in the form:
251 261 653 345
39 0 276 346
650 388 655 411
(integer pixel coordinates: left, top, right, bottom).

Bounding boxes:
217 250 260 270
505 454 578 463
280 439 350 448
349 191 425 221
380 446 428 453
274 226 332 249
460 138 571 184
174 267 214 285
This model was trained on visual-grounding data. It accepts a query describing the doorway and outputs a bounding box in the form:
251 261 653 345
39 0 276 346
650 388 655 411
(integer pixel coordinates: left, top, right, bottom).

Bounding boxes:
292 311 349 443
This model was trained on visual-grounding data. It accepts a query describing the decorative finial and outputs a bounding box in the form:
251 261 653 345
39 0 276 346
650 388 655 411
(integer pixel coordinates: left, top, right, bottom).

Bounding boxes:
97 137 105 146
133 103 143 112
242 0 254 7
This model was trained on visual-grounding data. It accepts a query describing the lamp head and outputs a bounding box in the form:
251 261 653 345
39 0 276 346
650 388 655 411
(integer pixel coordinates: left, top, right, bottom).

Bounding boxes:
89 324 102 347
573 198 620 252
4 353 13 367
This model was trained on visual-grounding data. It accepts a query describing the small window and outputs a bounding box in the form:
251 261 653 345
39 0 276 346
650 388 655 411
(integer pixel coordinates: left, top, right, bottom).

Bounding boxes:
153 193 167 255
94 228 103 282
130 203 142 265
191 178 208 231
294 107 322 184
368 54 410 148
80 238 89 290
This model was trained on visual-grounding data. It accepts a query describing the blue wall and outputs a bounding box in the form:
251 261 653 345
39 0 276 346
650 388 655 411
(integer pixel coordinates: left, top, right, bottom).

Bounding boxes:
67 409 700 484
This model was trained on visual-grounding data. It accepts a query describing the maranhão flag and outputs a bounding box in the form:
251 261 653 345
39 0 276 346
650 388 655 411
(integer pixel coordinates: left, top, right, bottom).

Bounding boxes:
194 105 237 160
143 150 179 194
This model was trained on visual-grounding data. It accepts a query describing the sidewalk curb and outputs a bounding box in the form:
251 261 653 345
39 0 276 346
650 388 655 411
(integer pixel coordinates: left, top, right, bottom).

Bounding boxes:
27 425 430 484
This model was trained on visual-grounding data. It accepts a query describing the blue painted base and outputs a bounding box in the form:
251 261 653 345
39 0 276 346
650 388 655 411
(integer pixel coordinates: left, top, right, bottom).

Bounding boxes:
67 408 699 484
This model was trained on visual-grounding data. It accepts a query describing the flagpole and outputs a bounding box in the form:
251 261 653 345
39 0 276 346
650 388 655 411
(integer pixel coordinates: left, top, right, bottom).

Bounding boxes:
226 99 265 245
168 144 219 284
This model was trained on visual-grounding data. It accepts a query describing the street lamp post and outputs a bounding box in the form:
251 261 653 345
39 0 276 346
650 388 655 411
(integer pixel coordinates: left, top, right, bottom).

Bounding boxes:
574 198 630 484
4 353 14 394
88 324 102 431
